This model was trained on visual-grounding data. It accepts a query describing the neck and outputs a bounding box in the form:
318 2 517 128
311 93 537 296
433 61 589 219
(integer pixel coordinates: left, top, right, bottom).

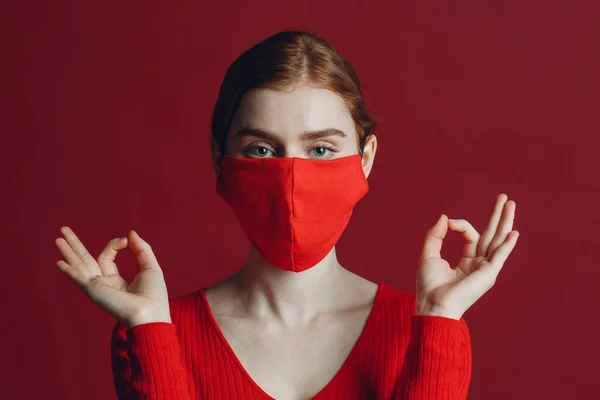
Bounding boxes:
228 245 348 327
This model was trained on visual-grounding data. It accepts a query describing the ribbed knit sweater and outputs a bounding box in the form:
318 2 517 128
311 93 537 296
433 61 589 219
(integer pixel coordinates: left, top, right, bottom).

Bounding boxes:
110 282 472 399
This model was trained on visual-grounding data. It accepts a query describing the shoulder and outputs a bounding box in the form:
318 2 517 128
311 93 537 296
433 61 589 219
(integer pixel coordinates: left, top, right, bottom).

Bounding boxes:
377 283 416 312
168 289 203 315
365 283 417 336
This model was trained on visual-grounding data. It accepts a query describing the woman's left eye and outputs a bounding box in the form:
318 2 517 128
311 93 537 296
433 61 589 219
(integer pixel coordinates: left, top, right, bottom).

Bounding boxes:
310 146 336 157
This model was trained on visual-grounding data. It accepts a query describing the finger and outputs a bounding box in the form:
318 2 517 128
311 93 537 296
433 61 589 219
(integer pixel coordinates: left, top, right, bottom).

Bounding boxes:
420 214 448 263
489 230 520 266
488 200 516 256
448 218 481 259
55 237 86 271
97 237 128 276
59 226 101 275
128 230 162 273
478 194 508 258
56 259 90 290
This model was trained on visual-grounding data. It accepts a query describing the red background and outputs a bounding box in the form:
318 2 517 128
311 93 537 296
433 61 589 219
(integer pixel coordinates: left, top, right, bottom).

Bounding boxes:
3 1 598 398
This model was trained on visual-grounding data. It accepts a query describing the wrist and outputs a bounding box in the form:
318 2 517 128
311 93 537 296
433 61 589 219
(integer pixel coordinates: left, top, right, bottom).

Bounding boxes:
416 303 462 320
126 317 172 329
126 309 172 328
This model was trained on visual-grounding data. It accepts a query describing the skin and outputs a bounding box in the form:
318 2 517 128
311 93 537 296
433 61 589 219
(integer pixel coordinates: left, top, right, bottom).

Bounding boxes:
54 85 519 400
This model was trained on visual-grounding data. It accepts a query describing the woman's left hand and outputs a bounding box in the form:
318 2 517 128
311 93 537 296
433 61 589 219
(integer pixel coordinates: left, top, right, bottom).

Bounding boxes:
416 193 520 320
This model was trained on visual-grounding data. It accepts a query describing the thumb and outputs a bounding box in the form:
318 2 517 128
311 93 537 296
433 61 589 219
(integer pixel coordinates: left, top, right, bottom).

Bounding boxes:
420 214 449 262
128 230 162 273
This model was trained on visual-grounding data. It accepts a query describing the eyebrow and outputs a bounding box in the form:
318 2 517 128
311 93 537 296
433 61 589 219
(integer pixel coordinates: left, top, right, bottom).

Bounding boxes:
236 128 347 141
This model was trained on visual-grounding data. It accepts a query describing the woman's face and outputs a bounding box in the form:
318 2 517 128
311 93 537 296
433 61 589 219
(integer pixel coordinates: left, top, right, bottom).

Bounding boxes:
212 86 377 178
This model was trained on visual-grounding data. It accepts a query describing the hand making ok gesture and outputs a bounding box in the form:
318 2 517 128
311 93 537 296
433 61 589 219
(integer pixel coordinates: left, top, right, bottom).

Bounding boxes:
55 227 172 328
416 193 520 320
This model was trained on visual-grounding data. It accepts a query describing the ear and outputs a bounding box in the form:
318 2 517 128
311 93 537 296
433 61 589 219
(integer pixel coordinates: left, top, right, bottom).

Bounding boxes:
361 134 377 179
210 137 222 176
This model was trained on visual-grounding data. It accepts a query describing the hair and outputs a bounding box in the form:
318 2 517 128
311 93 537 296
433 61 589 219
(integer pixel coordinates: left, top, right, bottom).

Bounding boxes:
210 30 377 158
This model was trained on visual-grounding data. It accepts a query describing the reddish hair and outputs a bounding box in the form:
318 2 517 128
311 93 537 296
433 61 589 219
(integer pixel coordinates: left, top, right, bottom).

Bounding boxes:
210 30 376 156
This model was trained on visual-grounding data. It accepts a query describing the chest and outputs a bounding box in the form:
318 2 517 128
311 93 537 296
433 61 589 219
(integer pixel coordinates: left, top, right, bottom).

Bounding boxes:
213 310 371 400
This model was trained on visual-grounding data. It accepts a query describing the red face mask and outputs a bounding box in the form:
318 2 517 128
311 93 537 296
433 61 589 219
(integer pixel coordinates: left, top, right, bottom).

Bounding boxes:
216 154 369 272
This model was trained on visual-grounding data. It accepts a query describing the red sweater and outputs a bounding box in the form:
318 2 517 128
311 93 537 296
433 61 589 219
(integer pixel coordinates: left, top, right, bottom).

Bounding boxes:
110 283 472 399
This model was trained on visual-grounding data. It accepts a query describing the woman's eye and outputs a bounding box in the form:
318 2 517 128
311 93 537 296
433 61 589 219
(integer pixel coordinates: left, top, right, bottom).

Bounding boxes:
312 147 328 156
310 146 336 158
245 145 274 158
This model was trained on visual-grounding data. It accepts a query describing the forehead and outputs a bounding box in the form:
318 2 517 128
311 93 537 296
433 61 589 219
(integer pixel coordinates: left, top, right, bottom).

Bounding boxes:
229 87 356 137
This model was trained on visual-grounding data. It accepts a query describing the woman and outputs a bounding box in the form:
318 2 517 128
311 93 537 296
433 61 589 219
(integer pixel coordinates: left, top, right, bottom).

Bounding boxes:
55 30 519 400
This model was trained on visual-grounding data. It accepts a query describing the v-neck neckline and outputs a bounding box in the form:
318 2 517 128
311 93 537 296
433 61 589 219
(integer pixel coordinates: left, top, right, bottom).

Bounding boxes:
197 282 385 400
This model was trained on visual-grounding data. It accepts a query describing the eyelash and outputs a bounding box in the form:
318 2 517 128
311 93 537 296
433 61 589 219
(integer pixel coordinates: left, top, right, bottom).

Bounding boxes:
242 143 340 157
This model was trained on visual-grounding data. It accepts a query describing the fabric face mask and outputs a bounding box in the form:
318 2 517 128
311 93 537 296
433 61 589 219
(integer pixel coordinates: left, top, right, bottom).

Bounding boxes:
216 154 369 273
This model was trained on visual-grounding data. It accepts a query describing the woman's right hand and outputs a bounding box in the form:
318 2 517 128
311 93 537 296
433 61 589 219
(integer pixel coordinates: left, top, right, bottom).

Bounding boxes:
55 226 172 328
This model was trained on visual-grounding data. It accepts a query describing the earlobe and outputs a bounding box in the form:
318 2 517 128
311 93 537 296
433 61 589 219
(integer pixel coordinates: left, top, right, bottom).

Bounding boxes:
361 134 377 179
362 159 372 180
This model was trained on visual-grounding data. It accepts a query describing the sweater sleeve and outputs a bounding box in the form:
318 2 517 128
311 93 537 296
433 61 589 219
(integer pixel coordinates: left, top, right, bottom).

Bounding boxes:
110 320 195 400
393 314 472 400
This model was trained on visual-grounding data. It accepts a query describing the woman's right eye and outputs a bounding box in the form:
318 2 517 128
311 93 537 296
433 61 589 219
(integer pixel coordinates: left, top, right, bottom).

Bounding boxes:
244 145 274 158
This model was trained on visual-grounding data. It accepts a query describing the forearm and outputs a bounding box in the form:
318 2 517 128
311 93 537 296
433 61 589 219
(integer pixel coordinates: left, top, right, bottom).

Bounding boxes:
112 321 195 400
393 315 472 400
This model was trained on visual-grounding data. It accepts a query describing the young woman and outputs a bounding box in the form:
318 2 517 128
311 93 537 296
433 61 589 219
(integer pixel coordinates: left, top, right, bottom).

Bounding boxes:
55 30 519 400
